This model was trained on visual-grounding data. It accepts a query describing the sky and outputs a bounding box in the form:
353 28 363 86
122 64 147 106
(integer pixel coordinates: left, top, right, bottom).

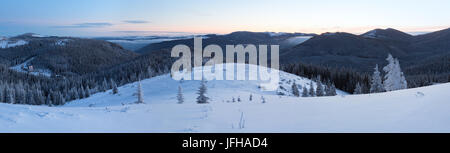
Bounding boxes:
0 0 449 37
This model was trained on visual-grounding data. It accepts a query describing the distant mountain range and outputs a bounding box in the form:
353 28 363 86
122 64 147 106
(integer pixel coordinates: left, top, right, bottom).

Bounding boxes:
133 28 449 74
280 28 450 75
135 31 316 54
2 28 449 80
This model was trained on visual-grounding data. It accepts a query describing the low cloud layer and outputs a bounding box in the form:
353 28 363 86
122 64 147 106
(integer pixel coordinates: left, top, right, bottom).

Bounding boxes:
123 20 149 24
54 22 113 28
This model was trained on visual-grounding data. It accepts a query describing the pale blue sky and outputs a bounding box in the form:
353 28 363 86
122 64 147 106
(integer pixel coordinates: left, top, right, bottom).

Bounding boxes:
0 0 449 37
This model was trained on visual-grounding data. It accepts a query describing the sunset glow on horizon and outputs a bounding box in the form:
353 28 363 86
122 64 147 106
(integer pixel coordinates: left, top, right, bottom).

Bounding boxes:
1 0 449 37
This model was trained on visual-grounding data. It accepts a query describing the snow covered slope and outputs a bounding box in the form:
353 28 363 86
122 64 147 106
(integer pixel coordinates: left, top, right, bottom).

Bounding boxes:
0 39 28 49
0 64 450 132
66 64 346 107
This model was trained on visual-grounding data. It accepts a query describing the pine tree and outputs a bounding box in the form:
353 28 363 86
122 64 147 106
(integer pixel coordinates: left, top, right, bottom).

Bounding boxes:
354 82 363 94
112 79 118 94
330 84 337 96
136 80 144 104
302 86 309 97
292 82 300 97
309 81 315 97
101 78 108 92
6 88 15 104
85 86 91 98
53 91 65 105
383 54 408 91
46 94 52 106
59 92 66 105
0 86 4 103
71 87 79 100
15 87 25 104
79 86 85 99
324 82 331 96
25 89 33 104
177 85 184 104
316 81 324 97
34 88 45 105
148 66 154 78
370 64 384 93
196 79 209 104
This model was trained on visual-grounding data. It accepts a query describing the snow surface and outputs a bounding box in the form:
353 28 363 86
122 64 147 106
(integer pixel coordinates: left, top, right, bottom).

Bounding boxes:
0 63 450 133
281 36 312 47
265 32 288 37
31 34 47 38
0 39 28 49
55 39 71 46
362 30 378 38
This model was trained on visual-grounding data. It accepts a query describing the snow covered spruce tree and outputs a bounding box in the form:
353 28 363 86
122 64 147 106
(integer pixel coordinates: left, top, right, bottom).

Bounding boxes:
325 81 337 96
370 64 384 93
101 78 109 92
46 94 52 106
383 54 407 91
292 82 300 97
135 79 144 104
111 79 118 94
330 84 337 96
196 78 209 104
302 86 309 97
354 82 363 94
177 85 184 104
316 81 324 97
309 81 315 97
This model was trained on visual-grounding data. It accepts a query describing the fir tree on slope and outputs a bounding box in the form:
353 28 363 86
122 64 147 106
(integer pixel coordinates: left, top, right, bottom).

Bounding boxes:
354 82 363 94
325 81 337 96
84 86 91 98
383 54 408 91
330 84 337 96
6 89 15 104
101 78 108 92
316 77 324 97
177 85 184 104
370 64 384 93
46 94 52 106
111 79 118 94
302 86 309 97
136 80 144 104
309 81 315 97
292 82 300 97
196 79 209 104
